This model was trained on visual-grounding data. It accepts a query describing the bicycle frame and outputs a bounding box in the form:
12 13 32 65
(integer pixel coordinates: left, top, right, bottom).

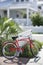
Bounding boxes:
9 37 33 52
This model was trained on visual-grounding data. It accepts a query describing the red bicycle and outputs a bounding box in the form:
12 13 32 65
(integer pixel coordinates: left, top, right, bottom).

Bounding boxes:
2 32 38 60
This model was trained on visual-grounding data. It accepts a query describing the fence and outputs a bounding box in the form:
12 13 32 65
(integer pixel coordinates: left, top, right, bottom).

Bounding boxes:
14 18 32 26
20 26 43 33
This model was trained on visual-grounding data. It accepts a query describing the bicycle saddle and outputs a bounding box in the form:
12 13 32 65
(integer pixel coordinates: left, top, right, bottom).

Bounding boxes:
12 36 18 40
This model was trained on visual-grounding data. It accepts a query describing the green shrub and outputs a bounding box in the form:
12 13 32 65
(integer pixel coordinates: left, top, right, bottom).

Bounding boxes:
4 44 16 56
19 40 42 58
0 17 23 56
0 39 3 56
19 43 38 58
0 37 7 56
33 40 42 50
19 44 33 58
30 13 43 26
5 51 16 56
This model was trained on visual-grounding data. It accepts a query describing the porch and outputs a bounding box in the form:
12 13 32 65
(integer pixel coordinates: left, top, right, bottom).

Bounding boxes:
0 8 34 26
14 18 32 26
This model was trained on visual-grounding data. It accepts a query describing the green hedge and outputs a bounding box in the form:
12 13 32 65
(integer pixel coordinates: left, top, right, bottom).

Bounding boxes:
0 39 3 56
0 39 42 57
30 13 43 26
33 40 42 50
19 40 42 58
4 43 16 56
19 44 33 58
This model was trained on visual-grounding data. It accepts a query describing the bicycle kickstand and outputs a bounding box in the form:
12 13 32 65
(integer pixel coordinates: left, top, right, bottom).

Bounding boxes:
34 56 41 62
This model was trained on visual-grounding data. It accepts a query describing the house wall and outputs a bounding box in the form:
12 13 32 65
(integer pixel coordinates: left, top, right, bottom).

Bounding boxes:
0 0 6 2
0 10 4 17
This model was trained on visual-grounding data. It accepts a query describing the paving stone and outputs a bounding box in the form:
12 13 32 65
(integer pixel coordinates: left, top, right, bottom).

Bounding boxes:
0 57 28 65
0 47 43 65
26 63 42 65
27 47 43 65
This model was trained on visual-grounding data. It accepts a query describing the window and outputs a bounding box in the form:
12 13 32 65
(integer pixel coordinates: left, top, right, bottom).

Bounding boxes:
0 15 1 18
38 6 41 9
39 0 43 1
21 0 24 2
26 0 29 1
16 14 19 18
23 14 26 18
4 10 7 15
16 0 19 2
4 10 7 17
30 0 33 2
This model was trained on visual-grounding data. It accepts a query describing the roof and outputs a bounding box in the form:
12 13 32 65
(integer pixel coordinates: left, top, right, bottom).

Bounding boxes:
37 1 43 5
0 0 38 11
0 0 13 8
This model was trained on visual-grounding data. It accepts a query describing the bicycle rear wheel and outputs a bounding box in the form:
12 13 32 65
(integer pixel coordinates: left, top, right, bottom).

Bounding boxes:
30 40 38 57
3 42 17 60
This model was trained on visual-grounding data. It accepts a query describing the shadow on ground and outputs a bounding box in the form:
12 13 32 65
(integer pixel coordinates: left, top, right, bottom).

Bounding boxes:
3 57 29 65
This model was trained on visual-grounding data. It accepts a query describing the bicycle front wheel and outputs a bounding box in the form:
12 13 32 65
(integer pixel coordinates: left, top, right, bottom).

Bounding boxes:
3 42 17 60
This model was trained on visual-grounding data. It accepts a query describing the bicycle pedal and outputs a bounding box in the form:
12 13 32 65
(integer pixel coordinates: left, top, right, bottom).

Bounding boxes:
34 56 41 62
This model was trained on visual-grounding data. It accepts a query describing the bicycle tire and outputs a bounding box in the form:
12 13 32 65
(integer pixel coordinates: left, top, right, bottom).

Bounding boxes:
2 42 17 60
30 40 38 57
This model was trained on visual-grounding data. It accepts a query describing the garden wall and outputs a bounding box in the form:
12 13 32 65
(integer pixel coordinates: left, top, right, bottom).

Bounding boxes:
20 26 43 33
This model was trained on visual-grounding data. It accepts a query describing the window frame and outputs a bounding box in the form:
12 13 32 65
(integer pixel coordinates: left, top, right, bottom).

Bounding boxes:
16 0 19 2
21 0 24 2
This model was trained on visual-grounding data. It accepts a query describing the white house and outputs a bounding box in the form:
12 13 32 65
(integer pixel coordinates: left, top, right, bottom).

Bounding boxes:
37 0 43 16
0 0 38 26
